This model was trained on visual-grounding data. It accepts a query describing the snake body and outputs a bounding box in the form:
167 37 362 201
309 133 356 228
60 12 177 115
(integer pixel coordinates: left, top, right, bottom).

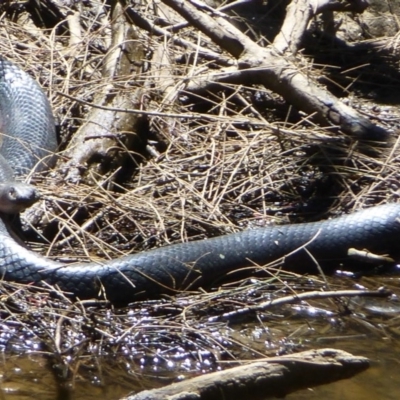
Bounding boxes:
0 57 57 176
1 57 400 305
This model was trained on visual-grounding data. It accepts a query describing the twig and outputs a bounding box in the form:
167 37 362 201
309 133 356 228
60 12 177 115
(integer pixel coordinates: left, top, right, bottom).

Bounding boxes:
209 288 392 322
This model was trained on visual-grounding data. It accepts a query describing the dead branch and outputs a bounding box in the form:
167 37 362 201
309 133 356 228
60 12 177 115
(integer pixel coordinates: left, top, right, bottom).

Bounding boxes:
59 3 145 183
274 0 369 54
123 348 369 400
160 0 390 141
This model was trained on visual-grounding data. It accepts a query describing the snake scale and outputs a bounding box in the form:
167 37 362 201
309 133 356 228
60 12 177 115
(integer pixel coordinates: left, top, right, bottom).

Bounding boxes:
1 56 400 305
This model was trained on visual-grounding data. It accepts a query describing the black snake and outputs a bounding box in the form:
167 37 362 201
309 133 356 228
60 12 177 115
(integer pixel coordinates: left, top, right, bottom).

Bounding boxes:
1 57 400 305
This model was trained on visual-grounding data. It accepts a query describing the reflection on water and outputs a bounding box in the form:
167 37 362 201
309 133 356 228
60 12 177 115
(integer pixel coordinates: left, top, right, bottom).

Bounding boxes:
0 353 128 400
2 335 400 400
1 275 400 400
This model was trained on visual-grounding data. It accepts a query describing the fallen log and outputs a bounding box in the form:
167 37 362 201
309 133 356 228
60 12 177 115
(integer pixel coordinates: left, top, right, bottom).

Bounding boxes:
123 348 369 400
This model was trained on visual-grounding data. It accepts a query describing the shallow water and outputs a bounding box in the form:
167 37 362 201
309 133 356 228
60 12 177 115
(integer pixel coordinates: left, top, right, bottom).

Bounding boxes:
1 276 400 400
1 337 399 400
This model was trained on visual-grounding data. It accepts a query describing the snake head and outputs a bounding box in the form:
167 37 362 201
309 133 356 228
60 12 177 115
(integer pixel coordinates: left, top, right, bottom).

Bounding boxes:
0 182 40 213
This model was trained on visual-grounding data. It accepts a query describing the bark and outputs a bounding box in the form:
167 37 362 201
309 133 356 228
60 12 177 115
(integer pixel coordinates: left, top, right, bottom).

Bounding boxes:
123 348 369 400
59 2 145 183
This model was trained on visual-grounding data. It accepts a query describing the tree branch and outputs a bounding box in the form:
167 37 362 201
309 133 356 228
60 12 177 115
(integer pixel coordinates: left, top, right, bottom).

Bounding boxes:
160 0 390 141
